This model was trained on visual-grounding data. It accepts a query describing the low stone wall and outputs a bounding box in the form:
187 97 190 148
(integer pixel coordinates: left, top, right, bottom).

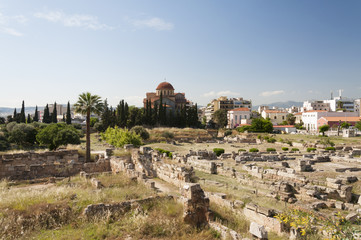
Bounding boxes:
154 163 194 188
83 195 174 219
187 156 217 174
243 204 284 234
0 150 110 180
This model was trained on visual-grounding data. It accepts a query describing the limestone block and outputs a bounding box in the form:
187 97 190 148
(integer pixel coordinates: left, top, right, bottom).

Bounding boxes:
249 222 268 239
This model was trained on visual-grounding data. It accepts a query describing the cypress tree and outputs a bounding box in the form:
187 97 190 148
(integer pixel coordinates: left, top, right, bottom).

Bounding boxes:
13 108 18 123
66 101 72 124
20 100 26 123
52 102 58 123
124 102 129 126
33 106 39 122
27 114 32 123
43 104 51 123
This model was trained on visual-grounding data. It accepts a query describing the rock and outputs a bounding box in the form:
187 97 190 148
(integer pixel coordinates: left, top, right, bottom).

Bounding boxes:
335 201 345 210
345 212 359 223
311 202 327 209
249 222 268 239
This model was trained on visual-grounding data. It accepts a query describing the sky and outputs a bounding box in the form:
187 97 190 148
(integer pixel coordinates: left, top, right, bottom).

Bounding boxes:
0 0 361 108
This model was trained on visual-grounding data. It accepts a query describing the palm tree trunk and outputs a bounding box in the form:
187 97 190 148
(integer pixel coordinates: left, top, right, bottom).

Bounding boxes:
86 110 91 162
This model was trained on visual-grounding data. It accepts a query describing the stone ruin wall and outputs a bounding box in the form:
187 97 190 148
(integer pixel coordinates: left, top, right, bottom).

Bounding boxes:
0 150 111 180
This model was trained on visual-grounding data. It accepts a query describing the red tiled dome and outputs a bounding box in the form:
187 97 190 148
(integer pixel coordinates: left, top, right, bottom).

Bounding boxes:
156 82 174 90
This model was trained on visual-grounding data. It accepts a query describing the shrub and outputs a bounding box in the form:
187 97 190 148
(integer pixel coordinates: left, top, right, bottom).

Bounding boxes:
249 148 259 152
7 123 38 147
102 127 143 147
307 147 317 152
282 147 289 151
325 147 336 151
161 131 174 139
131 126 150 140
0 132 10 151
238 149 246 152
266 148 276 152
36 123 81 150
155 148 172 158
213 148 225 156
291 148 299 151
224 129 232 136
267 137 276 143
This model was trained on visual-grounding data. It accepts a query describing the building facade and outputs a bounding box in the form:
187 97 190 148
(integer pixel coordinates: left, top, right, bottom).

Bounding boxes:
143 82 190 112
227 108 251 128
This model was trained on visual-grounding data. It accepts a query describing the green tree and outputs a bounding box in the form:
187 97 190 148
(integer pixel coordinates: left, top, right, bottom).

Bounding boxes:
66 101 72 124
13 108 19 123
0 132 10 151
27 114 32 124
8 123 37 147
20 100 26 123
286 113 296 125
102 127 142 147
52 102 58 123
36 123 81 150
43 104 51 123
341 122 351 129
355 120 361 131
74 92 103 162
213 109 228 128
33 106 39 122
319 124 330 136
0 117 5 125
249 118 273 133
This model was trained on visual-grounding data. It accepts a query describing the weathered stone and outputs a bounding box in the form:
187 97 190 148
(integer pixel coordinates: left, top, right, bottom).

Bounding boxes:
345 212 359 223
249 222 268 239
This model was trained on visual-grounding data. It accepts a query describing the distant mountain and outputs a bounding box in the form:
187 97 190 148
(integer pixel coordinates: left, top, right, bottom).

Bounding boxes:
0 107 39 117
252 101 303 110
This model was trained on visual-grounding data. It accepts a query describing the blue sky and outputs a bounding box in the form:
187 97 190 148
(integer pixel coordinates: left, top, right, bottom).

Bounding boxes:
1 0 360 108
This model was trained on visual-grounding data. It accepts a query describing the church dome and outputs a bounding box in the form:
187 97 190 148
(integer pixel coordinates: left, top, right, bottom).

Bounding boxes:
156 82 174 90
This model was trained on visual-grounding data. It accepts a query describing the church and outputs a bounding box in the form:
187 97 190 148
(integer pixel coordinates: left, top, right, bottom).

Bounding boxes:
143 82 190 112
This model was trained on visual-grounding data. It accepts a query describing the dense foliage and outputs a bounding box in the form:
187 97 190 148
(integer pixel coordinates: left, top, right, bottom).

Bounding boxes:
213 109 228 128
155 148 172 158
130 126 150 140
36 123 81 150
249 148 259 152
102 127 142 147
238 118 273 133
213 148 225 156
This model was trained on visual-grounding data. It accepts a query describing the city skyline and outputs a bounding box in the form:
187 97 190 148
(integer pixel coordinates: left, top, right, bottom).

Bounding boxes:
1 0 361 108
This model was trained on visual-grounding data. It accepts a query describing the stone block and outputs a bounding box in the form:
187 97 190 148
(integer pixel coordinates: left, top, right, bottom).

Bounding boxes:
250 222 268 239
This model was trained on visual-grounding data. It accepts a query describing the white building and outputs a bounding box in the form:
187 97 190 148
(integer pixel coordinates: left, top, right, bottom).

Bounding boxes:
227 108 251 128
302 110 359 132
303 100 330 112
261 109 288 125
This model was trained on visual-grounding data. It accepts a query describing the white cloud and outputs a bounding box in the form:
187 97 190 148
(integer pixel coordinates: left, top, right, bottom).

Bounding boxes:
132 17 174 31
259 90 285 97
202 90 240 98
34 10 113 30
0 12 26 36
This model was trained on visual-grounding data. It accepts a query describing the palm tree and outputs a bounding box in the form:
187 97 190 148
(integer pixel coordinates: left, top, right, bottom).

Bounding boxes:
74 92 103 162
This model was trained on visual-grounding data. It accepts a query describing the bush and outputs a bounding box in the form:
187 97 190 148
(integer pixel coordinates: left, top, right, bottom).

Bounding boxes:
213 148 225 156
161 131 174 139
249 148 259 152
266 148 276 152
291 148 299 151
36 123 81 150
102 127 143 147
131 126 150 140
7 123 38 147
267 137 276 143
325 147 336 151
307 147 317 152
155 148 172 158
282 147 289 151
0 132 10 151
238 149 246 152
224 129 232 137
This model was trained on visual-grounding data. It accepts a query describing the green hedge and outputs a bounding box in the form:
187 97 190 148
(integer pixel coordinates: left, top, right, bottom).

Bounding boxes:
307 147 317 152
249 148 259 152
282 147 289 151
291 148 299 151
266 148 276 152
238 149 246 152
213 148 225 156
155 148 173 158
325 147 336 151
